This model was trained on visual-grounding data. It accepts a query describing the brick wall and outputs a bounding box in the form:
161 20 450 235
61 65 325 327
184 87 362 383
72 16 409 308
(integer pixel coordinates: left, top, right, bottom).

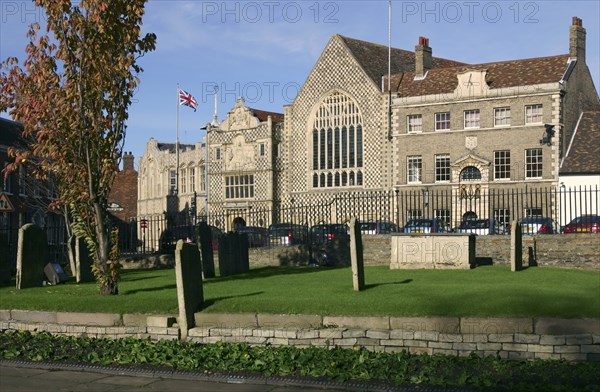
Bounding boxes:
109 154 138 222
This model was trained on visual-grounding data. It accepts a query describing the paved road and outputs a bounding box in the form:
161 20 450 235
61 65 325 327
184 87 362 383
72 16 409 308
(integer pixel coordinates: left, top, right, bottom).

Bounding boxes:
0 364 334 392
0 361 475 391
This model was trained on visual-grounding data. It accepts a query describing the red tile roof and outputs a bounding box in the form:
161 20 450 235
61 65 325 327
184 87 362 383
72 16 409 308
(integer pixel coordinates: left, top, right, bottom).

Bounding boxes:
251 108 284 124
338 35 466 87
386 55 571 96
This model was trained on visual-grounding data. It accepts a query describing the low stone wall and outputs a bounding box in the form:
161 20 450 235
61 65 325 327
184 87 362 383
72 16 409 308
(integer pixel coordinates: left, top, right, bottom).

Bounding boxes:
1 310 598 362
120 234 599 270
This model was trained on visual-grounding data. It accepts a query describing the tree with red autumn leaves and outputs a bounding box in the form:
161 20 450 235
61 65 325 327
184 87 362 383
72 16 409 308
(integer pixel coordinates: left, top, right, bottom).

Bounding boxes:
0 0 156 294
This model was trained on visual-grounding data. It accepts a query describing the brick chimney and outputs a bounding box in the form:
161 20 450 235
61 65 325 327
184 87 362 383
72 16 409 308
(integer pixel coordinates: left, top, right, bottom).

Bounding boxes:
415 36 432 78
122 152 134 172
569 17 586 63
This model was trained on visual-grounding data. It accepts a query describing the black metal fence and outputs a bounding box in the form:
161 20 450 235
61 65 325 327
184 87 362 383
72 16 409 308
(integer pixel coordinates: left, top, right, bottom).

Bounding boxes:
2 185 598 265
202 185 599 232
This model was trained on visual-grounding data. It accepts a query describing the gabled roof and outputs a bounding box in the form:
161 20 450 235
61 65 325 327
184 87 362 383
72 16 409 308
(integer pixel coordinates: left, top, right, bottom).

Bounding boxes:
338 35 466 88
561 110 600 175
387 54 571 96
250 108 284 124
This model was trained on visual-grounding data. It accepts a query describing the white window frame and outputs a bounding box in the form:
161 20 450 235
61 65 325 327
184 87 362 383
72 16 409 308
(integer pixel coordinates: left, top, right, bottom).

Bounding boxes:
189 167 195 193
225 174 255 200
464 109 480 129
525 104 543 124
435 112 451 131
169 170 177 194
181 168 187 194
435 154 450 182
525 148 543 179
407 156 422 183
407 114 423 134
494 107 511 127
494 150 511 180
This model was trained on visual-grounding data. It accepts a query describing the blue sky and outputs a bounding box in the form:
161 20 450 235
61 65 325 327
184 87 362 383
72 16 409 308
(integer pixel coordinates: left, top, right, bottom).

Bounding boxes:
1 0 599 168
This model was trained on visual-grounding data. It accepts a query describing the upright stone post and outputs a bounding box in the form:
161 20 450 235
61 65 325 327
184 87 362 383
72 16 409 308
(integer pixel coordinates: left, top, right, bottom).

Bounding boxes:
16 224 48 289
197 222 215 278
349 217 365 291
174 240 204 340
17 223 48 289
511 220 523 272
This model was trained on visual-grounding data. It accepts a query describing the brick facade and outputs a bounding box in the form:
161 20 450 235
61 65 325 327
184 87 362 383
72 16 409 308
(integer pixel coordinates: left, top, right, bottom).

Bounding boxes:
108 152 138 222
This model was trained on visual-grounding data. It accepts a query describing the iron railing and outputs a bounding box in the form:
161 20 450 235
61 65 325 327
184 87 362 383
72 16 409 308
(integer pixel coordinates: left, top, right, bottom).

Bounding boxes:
1 185 598 266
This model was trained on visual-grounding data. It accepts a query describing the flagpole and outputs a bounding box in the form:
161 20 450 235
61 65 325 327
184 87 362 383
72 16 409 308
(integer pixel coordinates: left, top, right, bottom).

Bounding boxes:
387 0 392 141
176 83 180 196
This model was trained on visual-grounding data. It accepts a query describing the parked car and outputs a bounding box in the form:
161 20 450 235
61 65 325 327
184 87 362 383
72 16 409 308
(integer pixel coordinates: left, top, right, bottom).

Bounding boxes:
403 218 449 234
453 218 505 235
360 221 399 235
267 223 308 246
309 223 349 245
160 225 222 253
562 215 600 234
309 223 350 266
518 216 556 235
234 226 268 247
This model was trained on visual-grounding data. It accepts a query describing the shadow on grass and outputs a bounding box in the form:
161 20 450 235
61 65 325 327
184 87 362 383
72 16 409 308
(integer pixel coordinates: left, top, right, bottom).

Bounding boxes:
205 266 329 284
123 284 177 295
364 279 413 290
201 291 264 310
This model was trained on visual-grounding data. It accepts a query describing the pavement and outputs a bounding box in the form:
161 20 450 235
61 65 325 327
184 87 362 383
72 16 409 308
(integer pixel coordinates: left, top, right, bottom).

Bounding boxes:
0 360 473 392
0 362 332 392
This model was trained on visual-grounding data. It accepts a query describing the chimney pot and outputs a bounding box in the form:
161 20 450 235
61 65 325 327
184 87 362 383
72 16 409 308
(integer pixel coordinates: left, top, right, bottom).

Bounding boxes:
415 36 432 78
569 16 586 62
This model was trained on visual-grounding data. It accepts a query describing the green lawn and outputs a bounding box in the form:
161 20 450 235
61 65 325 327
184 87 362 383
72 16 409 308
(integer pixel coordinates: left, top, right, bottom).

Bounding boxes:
1 266 599 318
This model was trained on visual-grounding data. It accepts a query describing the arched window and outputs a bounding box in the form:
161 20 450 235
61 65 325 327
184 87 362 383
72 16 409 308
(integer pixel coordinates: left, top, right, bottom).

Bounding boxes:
312 91 363 188
460 166 482 181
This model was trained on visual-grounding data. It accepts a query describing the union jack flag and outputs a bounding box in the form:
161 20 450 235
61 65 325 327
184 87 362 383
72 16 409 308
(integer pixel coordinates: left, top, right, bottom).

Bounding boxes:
178 89 198 111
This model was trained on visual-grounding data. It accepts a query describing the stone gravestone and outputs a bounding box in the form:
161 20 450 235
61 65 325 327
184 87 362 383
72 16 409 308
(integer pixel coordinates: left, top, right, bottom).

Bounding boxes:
511 220 523 272
197 222 215 278
174 240 204 340
16 223 48 289
75 237 95 282
218 232 249 277
349 217 365 291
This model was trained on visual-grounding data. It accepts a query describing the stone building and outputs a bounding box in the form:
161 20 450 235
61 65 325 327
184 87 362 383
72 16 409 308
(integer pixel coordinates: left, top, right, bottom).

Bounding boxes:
137 138 207 222
138 17 598 230
280 16 598 227
137 99 283 232
206 97 284 229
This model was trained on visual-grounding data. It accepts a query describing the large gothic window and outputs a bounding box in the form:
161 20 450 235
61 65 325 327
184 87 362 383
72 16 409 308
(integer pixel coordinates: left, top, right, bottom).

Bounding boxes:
312 91 364 188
